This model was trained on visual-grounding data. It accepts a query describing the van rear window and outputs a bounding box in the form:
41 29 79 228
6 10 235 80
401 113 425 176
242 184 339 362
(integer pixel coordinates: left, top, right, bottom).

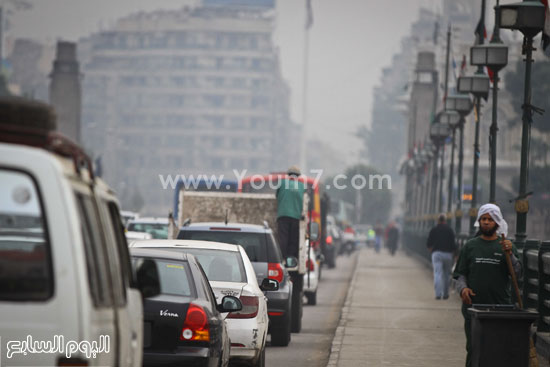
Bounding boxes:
132 258 193 297
178 230 267 263
0 169 53 301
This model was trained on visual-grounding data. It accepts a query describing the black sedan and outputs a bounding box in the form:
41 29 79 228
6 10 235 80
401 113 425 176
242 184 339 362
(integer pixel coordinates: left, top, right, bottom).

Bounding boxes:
131 248 242 367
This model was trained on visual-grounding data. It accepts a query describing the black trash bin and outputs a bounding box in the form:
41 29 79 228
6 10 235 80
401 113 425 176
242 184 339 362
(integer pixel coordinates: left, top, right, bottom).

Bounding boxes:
468 304 538 367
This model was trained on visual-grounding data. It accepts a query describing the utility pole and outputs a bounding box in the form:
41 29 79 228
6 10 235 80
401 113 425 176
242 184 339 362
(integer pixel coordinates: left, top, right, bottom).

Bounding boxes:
299 0 312 172
469 0 486 236
439 24 451 214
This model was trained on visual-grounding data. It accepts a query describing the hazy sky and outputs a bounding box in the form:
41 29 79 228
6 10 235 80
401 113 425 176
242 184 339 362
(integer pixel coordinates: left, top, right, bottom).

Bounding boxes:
9 0 438 163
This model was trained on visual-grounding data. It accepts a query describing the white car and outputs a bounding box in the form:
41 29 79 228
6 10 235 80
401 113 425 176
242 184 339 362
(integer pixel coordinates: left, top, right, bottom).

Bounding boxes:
127 217 168 239
125 230 152 241
120 210 139 226
130 239 275 366
304 244 320 305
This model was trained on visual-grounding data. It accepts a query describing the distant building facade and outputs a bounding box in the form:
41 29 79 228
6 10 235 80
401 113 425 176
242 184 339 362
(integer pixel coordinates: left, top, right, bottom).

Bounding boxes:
79 5 297 215
49 41 82 143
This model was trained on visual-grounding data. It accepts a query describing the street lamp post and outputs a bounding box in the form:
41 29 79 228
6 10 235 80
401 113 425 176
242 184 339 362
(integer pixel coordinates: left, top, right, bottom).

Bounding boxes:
431 119 452 216
420 142 435 230
497 0 546 246
470 21 508 204
458 74 490 235
445 94 474 235
440 110 461 221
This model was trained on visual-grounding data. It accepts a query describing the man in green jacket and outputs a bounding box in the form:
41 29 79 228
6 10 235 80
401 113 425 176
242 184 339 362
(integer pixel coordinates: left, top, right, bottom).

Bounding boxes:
276 166 305 259
453 203 521 367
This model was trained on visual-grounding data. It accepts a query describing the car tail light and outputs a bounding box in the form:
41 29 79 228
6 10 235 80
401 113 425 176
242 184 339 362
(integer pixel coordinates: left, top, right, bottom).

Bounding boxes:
181 304 210 342
326 235 333 245
268 311 284 316
306 259 315 272
227 295 259 319
268 263 284 283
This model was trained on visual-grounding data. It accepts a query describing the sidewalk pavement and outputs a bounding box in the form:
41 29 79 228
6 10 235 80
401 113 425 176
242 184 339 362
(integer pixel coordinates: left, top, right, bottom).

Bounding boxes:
327 246 550 367
327 247 466 367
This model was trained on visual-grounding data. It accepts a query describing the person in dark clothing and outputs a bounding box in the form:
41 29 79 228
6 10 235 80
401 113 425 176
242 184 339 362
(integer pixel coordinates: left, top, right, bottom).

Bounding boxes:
426 214 457 300
276 166 305 259
453 203 521 367
385 221 399 256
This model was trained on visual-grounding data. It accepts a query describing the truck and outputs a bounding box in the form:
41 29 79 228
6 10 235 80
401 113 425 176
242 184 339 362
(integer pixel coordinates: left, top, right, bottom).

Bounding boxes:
168 190 318 333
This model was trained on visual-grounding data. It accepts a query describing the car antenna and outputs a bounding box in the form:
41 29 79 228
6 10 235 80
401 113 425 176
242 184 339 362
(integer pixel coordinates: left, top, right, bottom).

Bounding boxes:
225 209 228 225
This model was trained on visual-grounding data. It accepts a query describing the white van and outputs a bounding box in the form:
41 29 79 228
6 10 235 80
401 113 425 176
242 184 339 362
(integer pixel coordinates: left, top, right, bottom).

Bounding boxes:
0 98 154 367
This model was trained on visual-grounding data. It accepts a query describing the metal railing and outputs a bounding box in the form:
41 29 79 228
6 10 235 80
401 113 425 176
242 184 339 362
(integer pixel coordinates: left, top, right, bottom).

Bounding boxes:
404 227 550 358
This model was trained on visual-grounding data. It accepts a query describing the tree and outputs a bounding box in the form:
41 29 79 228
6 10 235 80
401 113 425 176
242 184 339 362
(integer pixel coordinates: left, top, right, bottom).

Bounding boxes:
325 164 392 225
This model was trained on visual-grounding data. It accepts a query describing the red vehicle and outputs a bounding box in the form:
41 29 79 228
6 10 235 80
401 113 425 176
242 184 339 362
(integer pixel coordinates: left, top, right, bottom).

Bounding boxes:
239 174 322 250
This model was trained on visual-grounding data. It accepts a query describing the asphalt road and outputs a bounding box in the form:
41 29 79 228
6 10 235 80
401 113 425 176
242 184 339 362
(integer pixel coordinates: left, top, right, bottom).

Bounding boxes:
264 253 358 367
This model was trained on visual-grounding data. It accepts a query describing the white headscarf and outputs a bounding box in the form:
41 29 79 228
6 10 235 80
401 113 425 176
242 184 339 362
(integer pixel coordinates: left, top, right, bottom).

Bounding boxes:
474 203 508 237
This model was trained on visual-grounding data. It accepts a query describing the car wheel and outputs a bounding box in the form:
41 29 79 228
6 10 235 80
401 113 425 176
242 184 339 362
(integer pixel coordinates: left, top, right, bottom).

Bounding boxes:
306 290 317 306
271 312 291 346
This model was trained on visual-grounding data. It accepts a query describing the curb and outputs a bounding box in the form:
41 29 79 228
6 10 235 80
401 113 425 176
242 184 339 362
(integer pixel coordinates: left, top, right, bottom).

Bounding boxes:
326 251 360 367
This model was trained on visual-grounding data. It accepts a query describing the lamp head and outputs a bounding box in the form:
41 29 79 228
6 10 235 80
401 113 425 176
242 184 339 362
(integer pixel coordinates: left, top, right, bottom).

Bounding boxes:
498 0 545 38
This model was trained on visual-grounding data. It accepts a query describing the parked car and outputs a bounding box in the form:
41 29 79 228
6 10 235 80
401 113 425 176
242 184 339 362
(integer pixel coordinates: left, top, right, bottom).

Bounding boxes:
127 217 169 239
303 245 320 305
177 222 293 346
0 97 157 367
126 231 153 241
130 248 242 367
130 240 278 366
121 210 139 227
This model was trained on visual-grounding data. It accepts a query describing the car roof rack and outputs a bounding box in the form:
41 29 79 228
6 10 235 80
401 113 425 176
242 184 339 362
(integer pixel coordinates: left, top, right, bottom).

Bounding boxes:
0 97 94 181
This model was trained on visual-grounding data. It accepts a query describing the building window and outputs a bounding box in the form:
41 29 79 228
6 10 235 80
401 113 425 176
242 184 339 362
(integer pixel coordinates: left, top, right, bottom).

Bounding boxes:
203 94 225 108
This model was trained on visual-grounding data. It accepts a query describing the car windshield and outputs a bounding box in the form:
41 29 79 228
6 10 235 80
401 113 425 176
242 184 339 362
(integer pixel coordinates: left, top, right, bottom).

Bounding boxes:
178 230 267 262
127 222 168 239
173 248 246 283
132 257 193 297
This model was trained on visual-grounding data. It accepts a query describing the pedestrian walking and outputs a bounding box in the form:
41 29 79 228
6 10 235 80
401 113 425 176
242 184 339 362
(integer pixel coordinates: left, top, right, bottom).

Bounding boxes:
374 220 383 253
385 221 399 256
453 203 521 367
276 166 306 260
426 214 457 300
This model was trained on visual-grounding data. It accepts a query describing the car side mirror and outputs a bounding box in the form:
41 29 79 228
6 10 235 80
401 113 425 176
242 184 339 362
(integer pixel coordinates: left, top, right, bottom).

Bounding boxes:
135 259 161 299
309 222 320 242
285 256 298 268
260 278 279 292
218 296 242 313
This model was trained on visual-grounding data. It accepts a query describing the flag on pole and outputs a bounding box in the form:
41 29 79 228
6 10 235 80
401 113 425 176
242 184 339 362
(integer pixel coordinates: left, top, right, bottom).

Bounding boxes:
452 56 457 79
460 54 467 77
305 0 313 30
474 14 487 45
542 0 550 50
